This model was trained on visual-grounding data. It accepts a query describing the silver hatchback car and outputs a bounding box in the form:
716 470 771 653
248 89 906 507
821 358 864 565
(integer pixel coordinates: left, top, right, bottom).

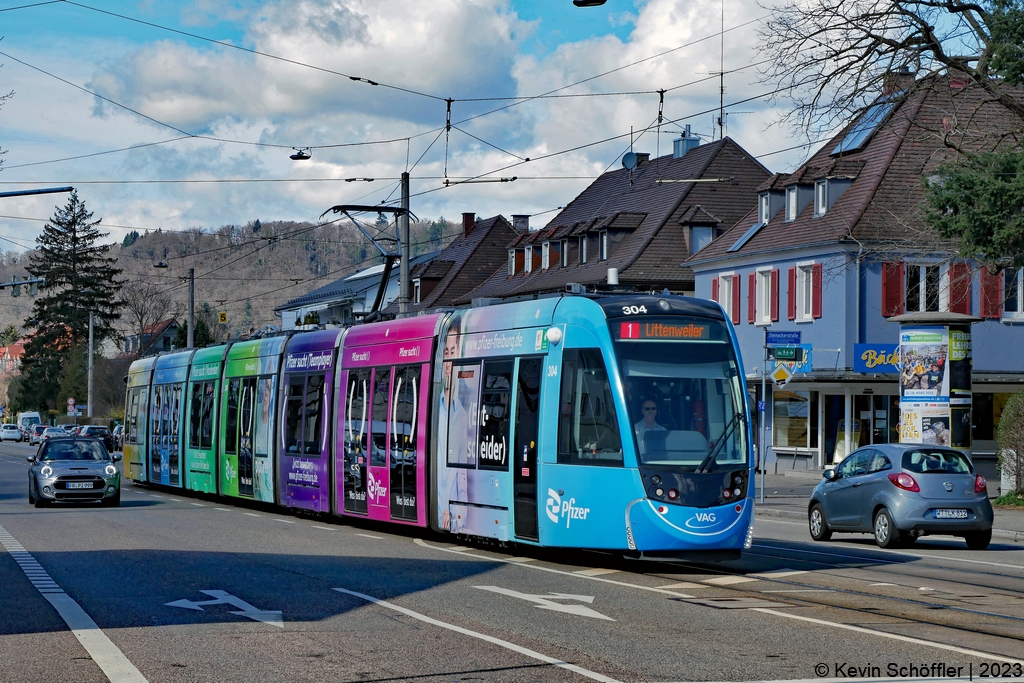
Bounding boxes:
808 444 993 549
27 438 121 507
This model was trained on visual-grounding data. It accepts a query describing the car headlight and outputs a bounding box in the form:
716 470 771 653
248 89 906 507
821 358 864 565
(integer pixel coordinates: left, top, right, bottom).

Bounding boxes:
40 465 53 478
105 464 118 476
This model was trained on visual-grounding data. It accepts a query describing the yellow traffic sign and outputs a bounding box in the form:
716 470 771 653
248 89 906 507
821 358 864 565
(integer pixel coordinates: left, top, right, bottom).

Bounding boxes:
218 312 227 324
770 364 793 388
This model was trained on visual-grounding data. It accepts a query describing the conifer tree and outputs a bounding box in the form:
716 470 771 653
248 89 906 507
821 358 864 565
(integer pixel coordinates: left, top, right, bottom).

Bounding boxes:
16 192 124 411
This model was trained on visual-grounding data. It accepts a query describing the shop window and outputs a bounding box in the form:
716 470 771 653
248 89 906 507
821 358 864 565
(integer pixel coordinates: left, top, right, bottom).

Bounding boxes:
772 390 818 448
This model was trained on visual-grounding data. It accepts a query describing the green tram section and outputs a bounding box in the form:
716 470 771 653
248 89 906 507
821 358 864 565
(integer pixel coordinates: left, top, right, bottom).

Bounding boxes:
149 350 197 487
219 337 287 502
184 345 228 493
124 356 156 482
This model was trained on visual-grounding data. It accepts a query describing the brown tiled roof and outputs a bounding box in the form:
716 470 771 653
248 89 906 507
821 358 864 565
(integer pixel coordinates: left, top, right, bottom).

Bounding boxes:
679 205 721 225
756 172 791 192
690 77 1023 264
385 215 520 313
418 260 454 279
457 138 769 302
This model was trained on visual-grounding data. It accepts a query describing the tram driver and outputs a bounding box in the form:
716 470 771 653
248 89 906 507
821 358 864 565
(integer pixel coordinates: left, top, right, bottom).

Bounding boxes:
634 399 667 455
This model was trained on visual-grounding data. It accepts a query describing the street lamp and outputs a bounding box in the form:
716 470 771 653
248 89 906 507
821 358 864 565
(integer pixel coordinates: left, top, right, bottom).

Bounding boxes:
154 262 195 349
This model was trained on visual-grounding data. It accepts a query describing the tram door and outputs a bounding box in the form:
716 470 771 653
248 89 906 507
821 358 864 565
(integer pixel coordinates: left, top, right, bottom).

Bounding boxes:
390 365 421 521
343 369 370 513
368 367 392 514
513 358 542 540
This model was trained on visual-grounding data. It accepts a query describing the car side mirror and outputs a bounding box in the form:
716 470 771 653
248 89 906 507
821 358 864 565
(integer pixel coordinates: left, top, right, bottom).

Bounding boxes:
112 453 122 462
823 468 836 481
26 455 35 463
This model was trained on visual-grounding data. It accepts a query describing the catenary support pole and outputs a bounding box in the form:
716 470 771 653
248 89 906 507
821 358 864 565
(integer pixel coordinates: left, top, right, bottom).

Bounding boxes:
188 268 195 349
87 311 94 420
399 172 410 314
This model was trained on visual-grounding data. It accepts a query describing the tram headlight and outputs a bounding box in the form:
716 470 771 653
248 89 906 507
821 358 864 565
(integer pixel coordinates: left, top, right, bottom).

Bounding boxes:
654 488 664 497
651 475 661 485
667 489 679 500
545 327 562 345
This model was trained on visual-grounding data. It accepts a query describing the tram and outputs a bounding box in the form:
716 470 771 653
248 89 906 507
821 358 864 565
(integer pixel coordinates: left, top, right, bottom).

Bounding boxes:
124 292 755 558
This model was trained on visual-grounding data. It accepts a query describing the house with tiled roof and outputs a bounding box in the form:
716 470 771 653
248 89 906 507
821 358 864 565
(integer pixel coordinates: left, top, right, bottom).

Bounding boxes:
118 318 180 359
384 213 520 313
456 131 770 303
687 74 1024 481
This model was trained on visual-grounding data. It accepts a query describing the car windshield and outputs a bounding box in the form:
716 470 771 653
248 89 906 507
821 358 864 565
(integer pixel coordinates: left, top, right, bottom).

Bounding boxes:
35 426 46 433
612 317 748 470
902 448 972 474
86 427 110 434
40 441 109 461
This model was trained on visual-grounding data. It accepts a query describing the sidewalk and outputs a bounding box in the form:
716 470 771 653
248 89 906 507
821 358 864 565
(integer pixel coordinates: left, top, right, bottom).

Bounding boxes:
753 471 1024 542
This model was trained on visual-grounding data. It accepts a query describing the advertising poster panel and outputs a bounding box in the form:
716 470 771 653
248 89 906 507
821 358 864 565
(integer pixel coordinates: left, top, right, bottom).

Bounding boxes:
899 324 972 450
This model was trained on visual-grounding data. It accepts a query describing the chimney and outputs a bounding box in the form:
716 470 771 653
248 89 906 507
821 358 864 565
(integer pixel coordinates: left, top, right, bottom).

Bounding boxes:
882 66 915 95
462 212 475 237
635 152 651 165
512 214 530 232
673 124 701 158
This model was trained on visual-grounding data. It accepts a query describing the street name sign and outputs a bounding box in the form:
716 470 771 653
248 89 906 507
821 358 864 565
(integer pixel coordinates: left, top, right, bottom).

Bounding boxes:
765 331 801 346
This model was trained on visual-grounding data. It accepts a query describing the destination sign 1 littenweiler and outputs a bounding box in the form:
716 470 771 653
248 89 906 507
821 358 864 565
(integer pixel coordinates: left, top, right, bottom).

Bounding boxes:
618 321 709 340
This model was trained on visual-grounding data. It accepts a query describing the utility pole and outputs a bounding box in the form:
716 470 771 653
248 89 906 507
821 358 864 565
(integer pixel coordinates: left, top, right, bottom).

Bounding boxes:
188 267 195 349
399 172 410 314
87 312 94 420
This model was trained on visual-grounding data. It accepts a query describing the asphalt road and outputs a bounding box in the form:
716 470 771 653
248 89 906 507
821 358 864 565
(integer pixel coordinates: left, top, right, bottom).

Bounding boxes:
2 439 1023 683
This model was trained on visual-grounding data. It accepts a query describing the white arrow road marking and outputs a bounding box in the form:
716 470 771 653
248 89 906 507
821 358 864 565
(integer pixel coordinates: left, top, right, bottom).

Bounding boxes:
474 586 614 621
165 590 283 627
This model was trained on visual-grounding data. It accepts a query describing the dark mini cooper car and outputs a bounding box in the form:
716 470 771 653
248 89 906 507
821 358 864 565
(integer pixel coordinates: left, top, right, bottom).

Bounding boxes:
27 438 121 508
808 443 993 549
80 425 115 453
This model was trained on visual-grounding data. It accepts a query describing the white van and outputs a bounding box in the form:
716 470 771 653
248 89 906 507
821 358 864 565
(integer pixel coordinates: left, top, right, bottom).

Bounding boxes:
17 412 42 440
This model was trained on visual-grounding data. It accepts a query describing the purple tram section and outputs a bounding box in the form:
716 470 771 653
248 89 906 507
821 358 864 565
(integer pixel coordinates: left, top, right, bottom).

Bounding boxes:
336 314 443 527
278 328 343 512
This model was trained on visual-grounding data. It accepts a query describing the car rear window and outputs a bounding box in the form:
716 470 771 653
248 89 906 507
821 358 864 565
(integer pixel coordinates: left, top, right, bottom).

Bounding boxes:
902 449 972 474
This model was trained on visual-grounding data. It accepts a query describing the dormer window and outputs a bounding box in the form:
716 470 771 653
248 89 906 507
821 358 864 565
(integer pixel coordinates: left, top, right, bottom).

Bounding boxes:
508 250 515 276
413 278 422 304
600 231 608 260
560 240 569 267
524 246 533 274
579 236 587 265
542 242 550 270
758 193 770 224
691 226 714 255
785 187 798 221
550 240 562 268
815 180 828 216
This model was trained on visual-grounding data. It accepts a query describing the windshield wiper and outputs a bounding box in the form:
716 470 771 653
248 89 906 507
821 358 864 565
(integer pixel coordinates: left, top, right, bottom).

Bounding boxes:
696 412 744 473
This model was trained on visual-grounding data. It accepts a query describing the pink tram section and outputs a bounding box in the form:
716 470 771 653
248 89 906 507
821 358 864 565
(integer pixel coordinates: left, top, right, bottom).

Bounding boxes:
334 314 442 527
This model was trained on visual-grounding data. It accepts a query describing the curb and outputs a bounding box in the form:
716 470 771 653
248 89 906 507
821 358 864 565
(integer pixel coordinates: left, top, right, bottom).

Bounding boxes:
754 507 1023 542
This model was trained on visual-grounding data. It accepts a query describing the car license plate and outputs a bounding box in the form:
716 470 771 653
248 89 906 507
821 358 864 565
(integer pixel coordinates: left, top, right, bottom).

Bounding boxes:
934 509 968 519
66 482 93 489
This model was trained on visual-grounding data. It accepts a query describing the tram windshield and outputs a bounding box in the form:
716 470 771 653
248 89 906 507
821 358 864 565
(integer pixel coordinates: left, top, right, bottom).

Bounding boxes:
612 317 748 470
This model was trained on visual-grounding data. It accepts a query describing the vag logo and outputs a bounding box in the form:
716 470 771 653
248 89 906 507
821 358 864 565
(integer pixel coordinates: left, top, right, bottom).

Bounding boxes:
545 488 591 528
685 511 719 529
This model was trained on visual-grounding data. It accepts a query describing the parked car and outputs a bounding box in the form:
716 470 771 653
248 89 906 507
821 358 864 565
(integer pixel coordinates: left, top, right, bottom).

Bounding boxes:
27 437 120 507
62 425 80 436
41 427 65 443
29 424 47 446
808 444 994 549
1 423 23 442
111 425 123 450
80 426 114 452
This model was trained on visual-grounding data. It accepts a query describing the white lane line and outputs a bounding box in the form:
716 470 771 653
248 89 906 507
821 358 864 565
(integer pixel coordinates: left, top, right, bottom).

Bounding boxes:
311 525 336 531
414 539 695 599
190 503 205 507
870 583 895 586
506 557 536 563
753 607 1024 664
274 519 296 524
0 524 149 683
333 587 623 683
354 533 383 539
242 513 261 517
703 575 758 585
656 582 706 590
575 568 619 576
214 507 230 512
751 569 807 579
168 498 181 502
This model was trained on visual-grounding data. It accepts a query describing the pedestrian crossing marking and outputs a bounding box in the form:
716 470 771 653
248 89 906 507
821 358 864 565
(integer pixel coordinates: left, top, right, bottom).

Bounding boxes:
703 575 758 585
575 568 619 576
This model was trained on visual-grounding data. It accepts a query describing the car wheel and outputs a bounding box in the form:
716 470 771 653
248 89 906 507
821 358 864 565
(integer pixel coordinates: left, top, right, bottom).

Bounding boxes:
808 504 832 541
102 490 121 508
965 530 991 550
873 508 902 548
34 497 49 508
28 485 36 506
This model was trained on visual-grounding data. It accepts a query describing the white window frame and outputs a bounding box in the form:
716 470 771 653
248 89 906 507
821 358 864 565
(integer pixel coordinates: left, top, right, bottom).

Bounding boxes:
758 193 770 225
785 187 798 222
905 263 946 313
560 240 569 268
718 272 735 318
413 278 421 304
814 180 828 216
524 246 533 274
580 236 587 265
756 267 773 325
599 231 608 260
796 261 815 322
508 250 515 276
542 241 550 270
691 226 714 255
1004 269 1024 319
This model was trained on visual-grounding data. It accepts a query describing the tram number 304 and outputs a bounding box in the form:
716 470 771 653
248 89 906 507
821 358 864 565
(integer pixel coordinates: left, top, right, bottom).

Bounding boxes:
622 305 648 315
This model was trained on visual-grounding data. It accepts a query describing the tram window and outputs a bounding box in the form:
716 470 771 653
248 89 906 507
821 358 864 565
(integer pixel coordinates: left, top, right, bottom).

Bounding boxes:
200 382 215 450
254 378 273 457
371 368 391 467
225 379 239 455
127 388 141 445
346 369 371 457
391 366 421 458
170 385 182 447
239 377 256 458
284 375 304 454
189 383 202 449
557 349 622 466
151 387 163 438
303 373 326 455
479 360 513 471
447 364 481 467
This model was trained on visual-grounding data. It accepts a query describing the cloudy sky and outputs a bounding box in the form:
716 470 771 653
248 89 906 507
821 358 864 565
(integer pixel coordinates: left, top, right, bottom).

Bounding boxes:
0 0 823 249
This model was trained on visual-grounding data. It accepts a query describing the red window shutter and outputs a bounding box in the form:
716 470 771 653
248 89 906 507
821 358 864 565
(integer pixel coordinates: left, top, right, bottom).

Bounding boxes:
881 262 905 317
980 266 1003 319
711 276 719 302
731 274 741 324
787 267 797 320
812 263 823 318
770 269 780 322
748 273 756 323
949 263 971 314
